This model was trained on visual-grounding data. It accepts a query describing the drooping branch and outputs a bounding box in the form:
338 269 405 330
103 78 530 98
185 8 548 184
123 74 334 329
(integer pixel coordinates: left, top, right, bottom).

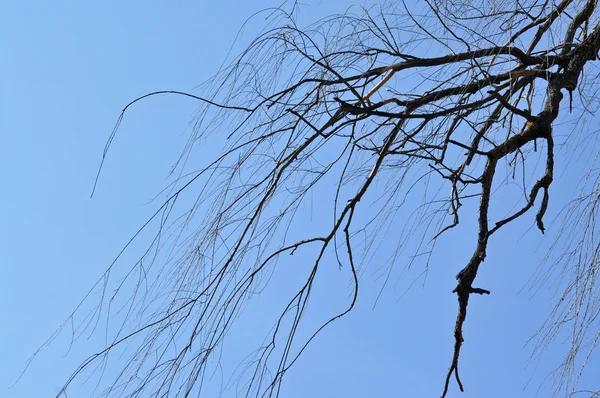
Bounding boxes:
442 10 600 397
46 2 600 398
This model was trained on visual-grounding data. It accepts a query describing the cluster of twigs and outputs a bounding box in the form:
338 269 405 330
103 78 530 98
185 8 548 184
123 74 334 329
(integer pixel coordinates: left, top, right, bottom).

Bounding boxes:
46 1 600 397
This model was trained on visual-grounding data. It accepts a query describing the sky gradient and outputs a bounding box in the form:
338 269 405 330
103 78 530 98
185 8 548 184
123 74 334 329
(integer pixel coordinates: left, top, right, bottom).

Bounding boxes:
2 1 599 397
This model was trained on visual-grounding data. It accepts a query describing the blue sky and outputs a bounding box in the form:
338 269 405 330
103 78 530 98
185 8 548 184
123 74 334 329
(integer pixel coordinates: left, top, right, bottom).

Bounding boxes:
2 1 599 397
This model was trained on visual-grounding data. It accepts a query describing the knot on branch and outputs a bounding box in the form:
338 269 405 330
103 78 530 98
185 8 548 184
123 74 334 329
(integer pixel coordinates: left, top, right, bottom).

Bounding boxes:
452 283 491 296
560 70 579 92
333 97 364 115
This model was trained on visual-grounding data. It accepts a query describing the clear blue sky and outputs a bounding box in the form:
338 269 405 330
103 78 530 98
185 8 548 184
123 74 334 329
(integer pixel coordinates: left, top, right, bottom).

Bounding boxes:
1 1 598 397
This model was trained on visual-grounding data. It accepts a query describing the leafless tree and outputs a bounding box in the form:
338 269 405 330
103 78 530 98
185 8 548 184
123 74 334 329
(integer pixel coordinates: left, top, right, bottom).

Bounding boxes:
37 0 600 396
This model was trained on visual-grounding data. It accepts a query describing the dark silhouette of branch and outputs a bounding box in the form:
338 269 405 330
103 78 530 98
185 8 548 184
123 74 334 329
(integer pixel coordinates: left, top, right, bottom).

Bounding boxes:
35 2 600 397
